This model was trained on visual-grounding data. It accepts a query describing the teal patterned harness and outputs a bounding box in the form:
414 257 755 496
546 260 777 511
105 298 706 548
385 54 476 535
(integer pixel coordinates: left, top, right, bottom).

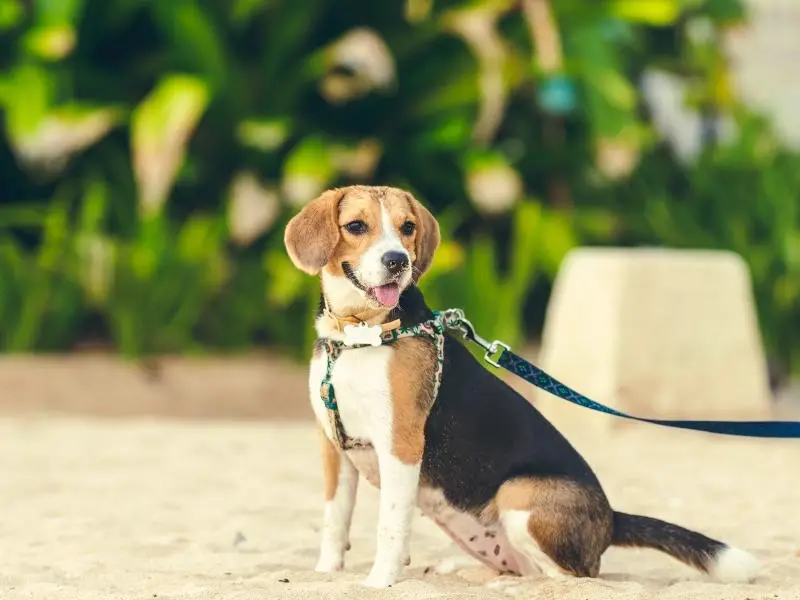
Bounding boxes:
318 309 462 450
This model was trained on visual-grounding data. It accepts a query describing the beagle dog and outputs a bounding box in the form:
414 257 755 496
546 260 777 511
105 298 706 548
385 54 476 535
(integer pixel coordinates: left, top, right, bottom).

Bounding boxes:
283 185 760 589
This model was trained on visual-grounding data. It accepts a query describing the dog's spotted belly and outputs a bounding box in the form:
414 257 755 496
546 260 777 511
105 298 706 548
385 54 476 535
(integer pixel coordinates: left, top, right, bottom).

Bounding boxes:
346 448 522 575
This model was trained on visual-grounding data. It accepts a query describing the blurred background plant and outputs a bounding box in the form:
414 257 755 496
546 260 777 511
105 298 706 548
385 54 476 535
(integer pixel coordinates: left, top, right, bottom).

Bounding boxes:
0 0 796 377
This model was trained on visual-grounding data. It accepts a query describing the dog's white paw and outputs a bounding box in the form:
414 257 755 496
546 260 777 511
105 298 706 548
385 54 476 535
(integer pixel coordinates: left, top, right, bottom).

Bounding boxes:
435 556 478 574
315 554 344 573
361 569 397 589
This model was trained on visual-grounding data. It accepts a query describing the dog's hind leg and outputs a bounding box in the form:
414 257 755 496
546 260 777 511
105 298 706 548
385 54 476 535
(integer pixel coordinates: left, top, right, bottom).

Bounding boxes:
315 426 359 573
494 477 613 579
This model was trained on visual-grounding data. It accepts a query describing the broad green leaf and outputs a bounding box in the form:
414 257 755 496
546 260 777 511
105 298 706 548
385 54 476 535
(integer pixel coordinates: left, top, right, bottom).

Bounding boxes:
236 118 290 151
538 211 578 276
408 71 481 118
230 0 275 25
573 208 619 239
151 0 228 89
700 0 746 25
78 176 109 235
0 0 23 30
0 203 50 227
176 215 227 287
583 81 638 140
281 136 335 207
405 0 433 22
422 115 471 150
608 0 679 25
469 237 500 299
131 74 210 216
23 24 76 60
425 240 465 280
10 104 122 171
0 63 53 141
33 0 85 25
773 274 799 312
584 68 637 111
569 21 640 140
76 233 115 306
509 200 542 292
265 249 307 307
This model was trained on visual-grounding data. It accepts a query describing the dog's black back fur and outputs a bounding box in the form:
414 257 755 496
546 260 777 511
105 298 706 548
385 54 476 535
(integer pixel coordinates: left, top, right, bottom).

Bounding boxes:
393 286 604 513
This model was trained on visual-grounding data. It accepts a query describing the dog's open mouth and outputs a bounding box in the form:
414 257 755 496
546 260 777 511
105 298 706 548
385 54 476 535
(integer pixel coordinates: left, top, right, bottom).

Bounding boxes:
368 283 400 307
342 261 402 308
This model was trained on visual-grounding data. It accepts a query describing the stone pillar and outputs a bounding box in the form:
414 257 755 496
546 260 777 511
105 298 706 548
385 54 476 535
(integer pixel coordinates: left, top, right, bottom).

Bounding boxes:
532 248 773 433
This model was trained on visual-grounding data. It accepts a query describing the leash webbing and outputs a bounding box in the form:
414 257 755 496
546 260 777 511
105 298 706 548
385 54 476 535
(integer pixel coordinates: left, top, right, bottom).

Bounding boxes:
441 307 800 440
494 348 800 439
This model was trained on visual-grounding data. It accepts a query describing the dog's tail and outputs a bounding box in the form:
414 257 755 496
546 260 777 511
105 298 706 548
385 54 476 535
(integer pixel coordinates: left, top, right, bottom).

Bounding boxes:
611 511 759 582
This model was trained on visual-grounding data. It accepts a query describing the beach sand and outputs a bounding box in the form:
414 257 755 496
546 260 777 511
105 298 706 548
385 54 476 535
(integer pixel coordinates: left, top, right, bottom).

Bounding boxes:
2 414 799 600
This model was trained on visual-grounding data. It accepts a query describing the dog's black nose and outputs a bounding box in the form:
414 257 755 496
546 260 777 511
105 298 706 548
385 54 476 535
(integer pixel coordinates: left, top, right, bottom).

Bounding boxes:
381 251 409 275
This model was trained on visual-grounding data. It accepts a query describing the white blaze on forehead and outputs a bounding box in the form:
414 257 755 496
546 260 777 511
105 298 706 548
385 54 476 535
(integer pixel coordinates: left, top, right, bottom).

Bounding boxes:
377 199 403 248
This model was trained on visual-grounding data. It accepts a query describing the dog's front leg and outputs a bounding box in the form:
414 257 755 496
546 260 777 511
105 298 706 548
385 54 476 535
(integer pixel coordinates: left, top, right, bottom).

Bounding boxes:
315 426 359 572
362 438 422 588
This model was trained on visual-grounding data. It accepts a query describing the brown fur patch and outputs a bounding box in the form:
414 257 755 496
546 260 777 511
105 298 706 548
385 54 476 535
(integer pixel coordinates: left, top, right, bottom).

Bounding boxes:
389 337 438 464
318 424 341 501
406 193 440 279
496 477 613 577
284 188 344 275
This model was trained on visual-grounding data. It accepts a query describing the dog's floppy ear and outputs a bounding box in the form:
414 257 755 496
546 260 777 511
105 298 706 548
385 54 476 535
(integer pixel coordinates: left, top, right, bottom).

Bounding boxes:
284 188 343 275
409 195 440 281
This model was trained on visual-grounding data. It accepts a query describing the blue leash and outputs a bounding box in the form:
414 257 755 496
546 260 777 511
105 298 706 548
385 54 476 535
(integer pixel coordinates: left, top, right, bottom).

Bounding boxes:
439 309 800 439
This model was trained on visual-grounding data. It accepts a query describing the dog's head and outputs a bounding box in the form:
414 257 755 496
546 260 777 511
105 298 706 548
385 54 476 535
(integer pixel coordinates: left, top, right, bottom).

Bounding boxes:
284 185 440 311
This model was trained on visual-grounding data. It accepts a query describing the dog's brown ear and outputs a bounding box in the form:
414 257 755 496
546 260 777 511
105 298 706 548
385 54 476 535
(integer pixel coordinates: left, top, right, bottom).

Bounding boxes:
284 189 343 275
409 195 440 280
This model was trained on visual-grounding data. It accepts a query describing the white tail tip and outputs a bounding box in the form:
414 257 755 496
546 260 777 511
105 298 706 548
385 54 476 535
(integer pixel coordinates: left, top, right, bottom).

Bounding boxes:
709 546 760 583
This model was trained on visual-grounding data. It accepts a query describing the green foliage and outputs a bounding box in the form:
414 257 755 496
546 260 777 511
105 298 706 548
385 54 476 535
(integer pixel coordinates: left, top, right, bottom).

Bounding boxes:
0 0 796 377
594 109 800 374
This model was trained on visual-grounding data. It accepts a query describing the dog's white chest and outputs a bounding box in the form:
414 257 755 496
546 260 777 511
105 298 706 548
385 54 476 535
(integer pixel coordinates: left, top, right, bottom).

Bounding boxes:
309 345 394 447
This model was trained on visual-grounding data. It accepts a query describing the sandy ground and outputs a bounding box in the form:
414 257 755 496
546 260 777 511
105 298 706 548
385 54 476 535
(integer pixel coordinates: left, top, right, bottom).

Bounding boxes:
2 415 800 600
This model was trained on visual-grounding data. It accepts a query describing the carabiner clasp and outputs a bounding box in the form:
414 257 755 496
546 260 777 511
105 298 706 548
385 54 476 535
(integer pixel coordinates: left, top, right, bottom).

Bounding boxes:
443 309 511 368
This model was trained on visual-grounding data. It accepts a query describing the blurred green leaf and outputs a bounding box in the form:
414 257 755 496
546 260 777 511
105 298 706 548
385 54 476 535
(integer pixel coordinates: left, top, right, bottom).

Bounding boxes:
608 0 679 25
0 0 24 30
281 136 335 207
33 0 85 25
151 0 228 89
131 74 210 217
236 117 291 151
230 0 276 25
23 24 76 60
265 248 307 308
0 63 53 141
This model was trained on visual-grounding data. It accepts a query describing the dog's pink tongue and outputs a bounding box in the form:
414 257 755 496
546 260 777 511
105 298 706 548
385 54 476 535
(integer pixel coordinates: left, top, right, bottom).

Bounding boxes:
373 284 400 307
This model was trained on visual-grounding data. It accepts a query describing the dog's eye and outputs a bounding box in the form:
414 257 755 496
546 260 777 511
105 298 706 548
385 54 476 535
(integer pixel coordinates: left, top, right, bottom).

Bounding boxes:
400 221 415 236
344 220 367 235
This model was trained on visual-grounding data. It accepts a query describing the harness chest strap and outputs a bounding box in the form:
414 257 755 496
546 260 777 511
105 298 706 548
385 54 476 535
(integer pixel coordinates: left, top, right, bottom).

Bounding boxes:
318 312 451 450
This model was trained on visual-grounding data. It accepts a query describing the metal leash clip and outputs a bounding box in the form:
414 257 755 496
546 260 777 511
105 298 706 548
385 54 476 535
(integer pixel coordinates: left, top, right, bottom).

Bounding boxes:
442 309 510 368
